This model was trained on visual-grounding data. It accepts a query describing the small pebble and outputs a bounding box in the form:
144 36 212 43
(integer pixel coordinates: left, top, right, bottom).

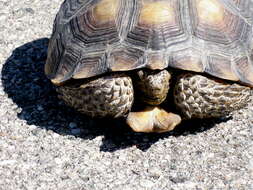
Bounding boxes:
69 122 77 129
71 128 81 135
140 179 154 188
37 105 43 111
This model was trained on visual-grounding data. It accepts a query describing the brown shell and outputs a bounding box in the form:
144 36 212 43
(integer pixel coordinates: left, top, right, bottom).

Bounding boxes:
45 0 253 87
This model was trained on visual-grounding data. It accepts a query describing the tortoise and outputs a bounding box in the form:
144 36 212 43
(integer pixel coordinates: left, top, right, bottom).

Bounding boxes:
45 0 253 133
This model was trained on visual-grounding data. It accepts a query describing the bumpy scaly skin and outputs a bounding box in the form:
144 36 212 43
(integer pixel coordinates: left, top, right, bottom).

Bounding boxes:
174 73 251 119
56 74 134 118
134 70 171 105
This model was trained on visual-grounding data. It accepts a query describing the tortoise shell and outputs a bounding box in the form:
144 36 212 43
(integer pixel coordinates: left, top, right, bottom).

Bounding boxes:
45 0 253 87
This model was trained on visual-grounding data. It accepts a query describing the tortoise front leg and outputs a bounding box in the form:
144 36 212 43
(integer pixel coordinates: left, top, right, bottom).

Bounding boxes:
56 73 134 118
174 73 251 119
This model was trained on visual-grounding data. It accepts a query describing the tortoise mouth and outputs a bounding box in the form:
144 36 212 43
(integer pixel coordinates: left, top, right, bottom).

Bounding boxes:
136 94 167 106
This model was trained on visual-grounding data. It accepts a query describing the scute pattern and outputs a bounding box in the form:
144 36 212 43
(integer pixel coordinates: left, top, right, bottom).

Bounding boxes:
205 55 239 81
234 56 253 85
125 0 186 50
190 0 251 44
46 0 253 87
69 0 120 46
170 48 203 72
45 35 64 79
231 0 253 19
109 46 145 71
73 51 107 79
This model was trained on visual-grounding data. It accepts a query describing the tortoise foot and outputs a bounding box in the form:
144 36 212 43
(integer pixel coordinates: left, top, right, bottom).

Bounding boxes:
126 107 181 133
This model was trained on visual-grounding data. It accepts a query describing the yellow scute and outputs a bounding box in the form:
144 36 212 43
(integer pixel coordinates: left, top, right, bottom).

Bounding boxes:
92 0 119 23
139 1 175 25
197 0 224 25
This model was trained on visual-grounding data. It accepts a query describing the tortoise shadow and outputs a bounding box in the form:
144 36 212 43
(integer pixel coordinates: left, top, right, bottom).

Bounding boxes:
1 38 230 152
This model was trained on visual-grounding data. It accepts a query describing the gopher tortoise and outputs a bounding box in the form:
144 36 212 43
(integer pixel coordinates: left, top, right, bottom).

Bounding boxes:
45 0 253 133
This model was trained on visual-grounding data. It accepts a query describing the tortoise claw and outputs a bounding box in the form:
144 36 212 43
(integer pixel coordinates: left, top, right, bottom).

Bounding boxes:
126 107 181 133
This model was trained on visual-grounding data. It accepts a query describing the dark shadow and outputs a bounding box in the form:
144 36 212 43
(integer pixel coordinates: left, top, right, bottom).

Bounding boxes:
1 38 229 152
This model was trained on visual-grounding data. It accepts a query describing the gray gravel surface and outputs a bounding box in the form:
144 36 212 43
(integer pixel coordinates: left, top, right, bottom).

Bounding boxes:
0 0 253 189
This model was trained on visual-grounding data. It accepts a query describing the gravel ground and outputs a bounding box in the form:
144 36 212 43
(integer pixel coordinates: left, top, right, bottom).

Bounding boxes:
0 0 253 189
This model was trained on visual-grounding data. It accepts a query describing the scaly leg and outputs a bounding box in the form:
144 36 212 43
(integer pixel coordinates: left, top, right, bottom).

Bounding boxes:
174 73 251 119
56 73 134 118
